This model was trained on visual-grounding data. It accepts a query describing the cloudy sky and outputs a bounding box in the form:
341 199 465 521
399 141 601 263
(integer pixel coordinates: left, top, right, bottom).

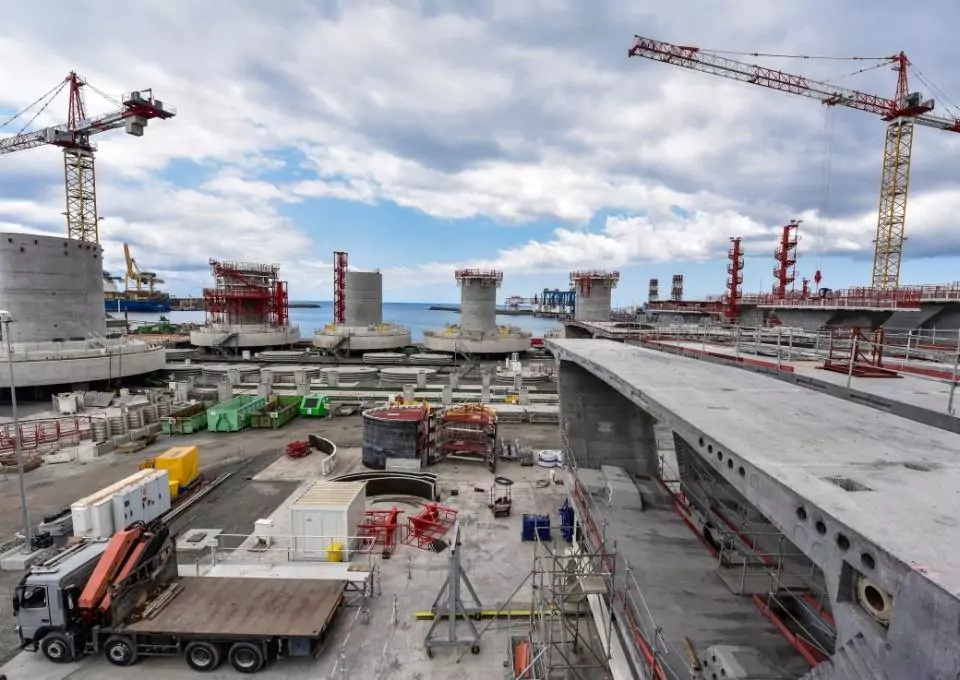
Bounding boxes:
1 0 960 305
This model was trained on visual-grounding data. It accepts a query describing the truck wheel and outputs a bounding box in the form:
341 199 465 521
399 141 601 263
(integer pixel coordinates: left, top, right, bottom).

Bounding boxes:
228 641 265 673
185 641 222 671
103 635 138 667
39 632 73 663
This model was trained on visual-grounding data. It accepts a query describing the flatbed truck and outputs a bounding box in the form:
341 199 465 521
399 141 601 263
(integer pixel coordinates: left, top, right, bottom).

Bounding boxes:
14 523 345 673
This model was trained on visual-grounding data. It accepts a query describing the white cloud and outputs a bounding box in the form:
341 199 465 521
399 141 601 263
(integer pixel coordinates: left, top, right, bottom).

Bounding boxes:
0 0 958 299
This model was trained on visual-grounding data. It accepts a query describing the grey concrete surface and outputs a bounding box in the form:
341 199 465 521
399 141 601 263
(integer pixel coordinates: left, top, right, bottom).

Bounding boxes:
459 276 498 333
549 338 960 680
0 233 105 343
648 339 960 434
344 271 383 327
573 282 614 322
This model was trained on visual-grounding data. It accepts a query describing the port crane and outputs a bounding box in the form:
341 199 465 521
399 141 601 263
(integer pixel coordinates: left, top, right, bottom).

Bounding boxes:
0 72 175 243
627 35 960 290
123 242 164 296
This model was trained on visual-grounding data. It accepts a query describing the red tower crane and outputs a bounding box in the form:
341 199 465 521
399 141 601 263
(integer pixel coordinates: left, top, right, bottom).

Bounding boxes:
773 220 801 299
627 35 960 290
0 72 176 243
333 251 348 324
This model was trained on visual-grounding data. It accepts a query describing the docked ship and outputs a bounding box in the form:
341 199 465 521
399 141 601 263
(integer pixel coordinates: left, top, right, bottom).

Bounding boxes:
103 243 172 313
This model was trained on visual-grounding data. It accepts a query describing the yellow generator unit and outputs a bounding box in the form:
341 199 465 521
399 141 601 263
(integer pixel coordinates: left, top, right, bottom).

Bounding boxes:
149 445 200 498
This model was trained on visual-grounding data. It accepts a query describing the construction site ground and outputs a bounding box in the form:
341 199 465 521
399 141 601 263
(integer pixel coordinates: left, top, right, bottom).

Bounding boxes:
0 411 564 679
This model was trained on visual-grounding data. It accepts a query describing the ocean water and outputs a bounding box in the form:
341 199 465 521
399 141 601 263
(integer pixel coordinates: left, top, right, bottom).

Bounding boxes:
119 301 563 343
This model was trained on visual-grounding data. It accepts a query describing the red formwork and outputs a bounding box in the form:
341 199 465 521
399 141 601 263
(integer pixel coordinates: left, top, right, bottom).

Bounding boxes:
202 259 290 328
402 502 459 550
358 507 404 550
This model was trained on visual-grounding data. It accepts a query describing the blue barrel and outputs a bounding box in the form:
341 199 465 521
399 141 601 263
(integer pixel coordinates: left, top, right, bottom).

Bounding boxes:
535 515 551 541
521 514 537 541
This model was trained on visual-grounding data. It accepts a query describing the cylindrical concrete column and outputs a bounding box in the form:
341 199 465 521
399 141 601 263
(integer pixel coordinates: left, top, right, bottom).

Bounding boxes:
442 385 452 405
345 271 383 326
217 382 232 403
0 233 106 342
416 370 427 389
403 384 416 403
574 284 613 321
460 280 497 332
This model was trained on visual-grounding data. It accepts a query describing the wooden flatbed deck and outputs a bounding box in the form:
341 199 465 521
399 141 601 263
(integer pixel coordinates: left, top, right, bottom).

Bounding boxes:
125 577 345 638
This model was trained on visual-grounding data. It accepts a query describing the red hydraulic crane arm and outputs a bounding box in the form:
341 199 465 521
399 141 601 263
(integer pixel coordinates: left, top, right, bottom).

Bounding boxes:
627 35 960 132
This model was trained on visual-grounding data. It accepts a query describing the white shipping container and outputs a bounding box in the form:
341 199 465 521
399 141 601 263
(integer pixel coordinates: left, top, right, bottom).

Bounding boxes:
112 469 171 531
289 481 366 561
71 468 171 539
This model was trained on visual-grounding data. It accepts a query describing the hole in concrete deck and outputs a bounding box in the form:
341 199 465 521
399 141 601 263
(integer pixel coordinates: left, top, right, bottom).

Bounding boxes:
796 506 808 521
716 451 723 462
698 437 704 447
903 462 937 472
727 459 734 469
707 444 713 454
815 520 827 535
823 476 873 492
836 534 851 551
737 466 745 477
861 553 876 570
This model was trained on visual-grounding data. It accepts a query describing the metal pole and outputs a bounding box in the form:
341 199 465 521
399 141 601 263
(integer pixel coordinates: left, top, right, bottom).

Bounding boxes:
701 323 706 353
947 330 960 415
776 328 782 369
788 328 794 361
734 326 741 358
846 335 858 390
2 316 31 552
904 330 913 364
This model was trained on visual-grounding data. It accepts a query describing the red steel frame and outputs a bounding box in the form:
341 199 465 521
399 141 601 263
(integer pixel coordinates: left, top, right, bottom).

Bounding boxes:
333 251 348 324
569 270 619 298
202 259 289 327
774 222 800 299
725 237 743 323
0 416 88 454
820 327 901 378
359 507 404 550
403 502 459 550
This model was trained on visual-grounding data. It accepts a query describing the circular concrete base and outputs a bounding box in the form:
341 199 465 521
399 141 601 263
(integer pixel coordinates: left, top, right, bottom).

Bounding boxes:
313 324 412 352
0 339 166 389
190 326 301 348
421 330 531 355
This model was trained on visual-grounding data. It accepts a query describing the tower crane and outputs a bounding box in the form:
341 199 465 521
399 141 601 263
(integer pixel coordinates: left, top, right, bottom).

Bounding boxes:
627 35 960 290
0 72 175 243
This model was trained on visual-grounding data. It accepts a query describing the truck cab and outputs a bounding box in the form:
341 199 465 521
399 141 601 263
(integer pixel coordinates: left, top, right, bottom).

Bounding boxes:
15 541 107 660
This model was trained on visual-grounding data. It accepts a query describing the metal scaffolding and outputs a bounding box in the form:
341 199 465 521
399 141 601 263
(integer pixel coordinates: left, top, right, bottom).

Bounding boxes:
529 530 617 680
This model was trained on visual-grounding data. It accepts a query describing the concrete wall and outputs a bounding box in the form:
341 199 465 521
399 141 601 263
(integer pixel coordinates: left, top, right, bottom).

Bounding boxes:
0 340 165 388
345 271 383 326
557 360 658 476
460 280 497 332
574 283 613 322
0 233 105 342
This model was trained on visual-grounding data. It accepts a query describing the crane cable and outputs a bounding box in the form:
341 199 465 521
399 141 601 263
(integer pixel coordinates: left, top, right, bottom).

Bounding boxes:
816 107 836 274
0 79 68 134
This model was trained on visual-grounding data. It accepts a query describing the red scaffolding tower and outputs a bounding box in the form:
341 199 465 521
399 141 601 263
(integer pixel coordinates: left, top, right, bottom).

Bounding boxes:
202 259 289 327
569 270 620 297
774 221 801 299
333 251 348 324
726 237 744 323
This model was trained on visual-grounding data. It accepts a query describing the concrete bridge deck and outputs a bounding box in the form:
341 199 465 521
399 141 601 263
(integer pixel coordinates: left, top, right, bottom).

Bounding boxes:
548 338 960 679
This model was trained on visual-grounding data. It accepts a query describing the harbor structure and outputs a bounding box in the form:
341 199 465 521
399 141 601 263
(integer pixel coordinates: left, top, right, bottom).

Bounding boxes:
422 269 530 355
0 233 164 389
313 252 412 352
190 259 300 352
